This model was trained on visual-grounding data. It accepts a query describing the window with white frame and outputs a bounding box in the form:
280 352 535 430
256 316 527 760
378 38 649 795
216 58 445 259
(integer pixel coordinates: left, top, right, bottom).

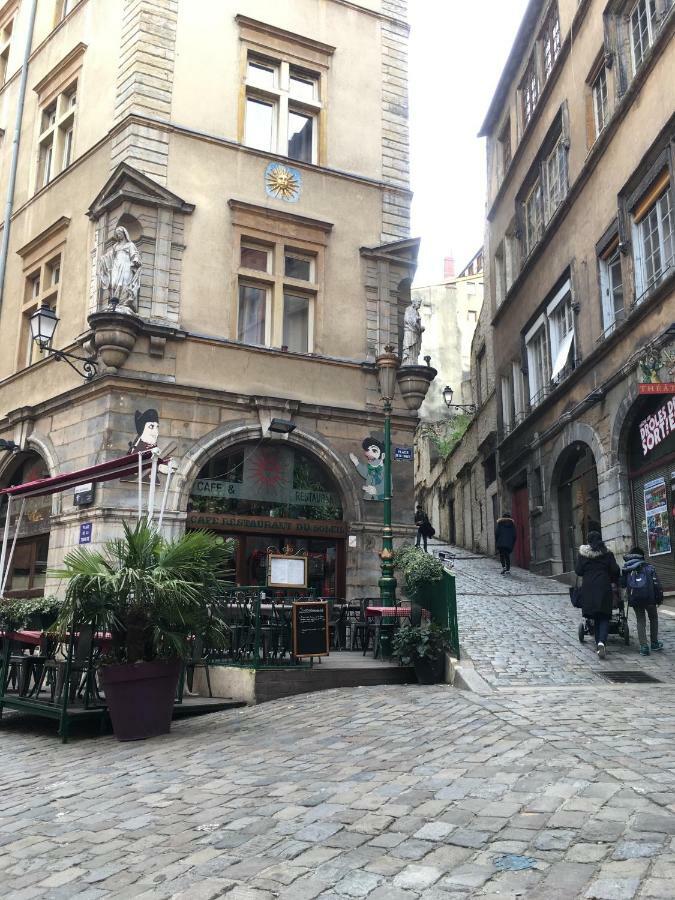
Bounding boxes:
57 0 77 23
236 238 316 352
524 180 544 256
525 321 550 406
629 0 658 74
547 284 575 383
244 53 321 164
0 11 14 86
501 374 513 434
520 53 539 129
632 172 674 300
512 360 525 423
541 4 561 79
599 241 624 334
37 80 77 189
544 134 568 220
592 66 609 138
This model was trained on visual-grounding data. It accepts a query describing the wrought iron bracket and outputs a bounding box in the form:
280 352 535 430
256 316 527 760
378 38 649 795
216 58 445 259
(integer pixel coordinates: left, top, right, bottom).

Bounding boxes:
47 348 98 381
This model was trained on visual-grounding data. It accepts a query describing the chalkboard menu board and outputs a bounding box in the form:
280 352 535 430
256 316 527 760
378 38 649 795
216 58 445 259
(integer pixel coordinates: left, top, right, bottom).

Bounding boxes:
292 601 330 658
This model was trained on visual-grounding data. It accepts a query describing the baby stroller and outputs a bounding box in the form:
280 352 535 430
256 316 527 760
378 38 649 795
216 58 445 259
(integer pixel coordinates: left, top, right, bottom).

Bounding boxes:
577 584 630 646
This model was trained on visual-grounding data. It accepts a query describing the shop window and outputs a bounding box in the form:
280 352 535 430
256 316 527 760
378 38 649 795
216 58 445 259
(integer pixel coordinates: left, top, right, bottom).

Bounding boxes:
632 170 674 302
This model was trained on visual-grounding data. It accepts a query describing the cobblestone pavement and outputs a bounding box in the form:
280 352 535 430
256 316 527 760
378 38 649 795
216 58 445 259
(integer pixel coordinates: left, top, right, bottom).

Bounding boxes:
2 552 675 899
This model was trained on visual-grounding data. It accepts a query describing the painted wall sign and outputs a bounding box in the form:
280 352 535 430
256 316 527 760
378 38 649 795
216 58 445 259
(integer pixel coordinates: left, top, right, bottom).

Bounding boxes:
190 476 334 508
643 477 672 557
79 522 92 544
638 397 675 456
394 447 413 460
186 511 349 538
638 383 675 395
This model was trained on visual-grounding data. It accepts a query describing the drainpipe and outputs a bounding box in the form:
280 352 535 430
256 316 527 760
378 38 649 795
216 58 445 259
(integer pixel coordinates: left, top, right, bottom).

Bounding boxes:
0 0 38 311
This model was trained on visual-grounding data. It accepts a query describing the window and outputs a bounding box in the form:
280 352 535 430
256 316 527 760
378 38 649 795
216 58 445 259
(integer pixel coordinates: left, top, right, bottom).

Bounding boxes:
467 309 478 322
512 361 525 423
599 242 624 334
37 79 77 190
526 323 550 406
501 374 513 434
632 172 674 300
524 180 544 256
629 0 658 73
22 254 62 367
476 348 487 405
592 66 609 138
58 0 77 22
4 536 50 597
0 13 14 86
484 454 497 488
243 53 321 164
520 53 539 128
531 467 544 507
544 134 568 220
541 4 561 79
549 291 575 383
234 226 318 353
498 119 512 180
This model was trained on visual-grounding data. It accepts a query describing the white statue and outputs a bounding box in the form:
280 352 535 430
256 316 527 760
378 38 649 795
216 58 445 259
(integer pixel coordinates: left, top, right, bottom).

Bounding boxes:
98 226 141 311
401 296 424 366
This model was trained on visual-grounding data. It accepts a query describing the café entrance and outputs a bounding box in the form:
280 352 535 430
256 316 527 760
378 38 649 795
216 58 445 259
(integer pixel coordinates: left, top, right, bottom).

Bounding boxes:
186 442 347 597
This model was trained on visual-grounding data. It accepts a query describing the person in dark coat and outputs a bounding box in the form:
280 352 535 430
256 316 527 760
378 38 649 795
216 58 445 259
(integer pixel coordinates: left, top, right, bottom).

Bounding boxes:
575 530 620 659
414 504 433 552
495 512 517 574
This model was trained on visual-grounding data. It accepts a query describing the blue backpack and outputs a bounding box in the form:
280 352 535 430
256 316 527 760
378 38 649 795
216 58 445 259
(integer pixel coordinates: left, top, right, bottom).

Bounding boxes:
626 564 661 605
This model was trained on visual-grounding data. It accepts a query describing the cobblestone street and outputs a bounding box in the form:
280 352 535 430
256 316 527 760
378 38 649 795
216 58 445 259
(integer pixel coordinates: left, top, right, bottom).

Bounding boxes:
3 552 675 899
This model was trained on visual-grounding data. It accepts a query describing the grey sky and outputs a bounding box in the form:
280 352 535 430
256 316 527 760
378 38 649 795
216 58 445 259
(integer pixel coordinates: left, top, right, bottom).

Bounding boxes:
409 0 529 285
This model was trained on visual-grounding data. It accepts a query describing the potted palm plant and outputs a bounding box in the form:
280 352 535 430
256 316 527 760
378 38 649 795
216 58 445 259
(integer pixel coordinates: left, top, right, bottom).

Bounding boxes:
392 623 452 684
52 521 234 741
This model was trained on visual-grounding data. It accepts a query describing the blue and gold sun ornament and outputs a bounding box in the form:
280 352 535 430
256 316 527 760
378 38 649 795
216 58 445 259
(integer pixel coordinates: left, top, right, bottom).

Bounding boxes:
265 162 302 203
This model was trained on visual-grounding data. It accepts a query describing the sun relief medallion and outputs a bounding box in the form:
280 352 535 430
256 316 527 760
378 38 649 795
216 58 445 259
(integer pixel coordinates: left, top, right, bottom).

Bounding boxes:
265 162 302 203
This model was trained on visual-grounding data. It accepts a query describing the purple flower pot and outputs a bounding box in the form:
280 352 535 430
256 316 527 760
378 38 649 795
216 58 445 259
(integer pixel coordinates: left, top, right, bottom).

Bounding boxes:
101 659 181 741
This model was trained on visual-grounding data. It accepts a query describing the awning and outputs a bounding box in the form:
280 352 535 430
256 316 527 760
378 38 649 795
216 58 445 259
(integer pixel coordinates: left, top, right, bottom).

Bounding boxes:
551 329 575 381
0 450 165 499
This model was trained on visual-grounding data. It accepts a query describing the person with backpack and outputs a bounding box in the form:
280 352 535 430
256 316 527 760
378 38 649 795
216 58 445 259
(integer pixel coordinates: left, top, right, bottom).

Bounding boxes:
414 505 434 552
575 531 620 659
495 512 517 574
622 546 664 655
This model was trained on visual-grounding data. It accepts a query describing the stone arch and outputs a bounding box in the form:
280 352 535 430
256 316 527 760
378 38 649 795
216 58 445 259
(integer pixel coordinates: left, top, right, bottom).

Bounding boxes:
545 422 606 568
0 434 62 517
173 421 361 525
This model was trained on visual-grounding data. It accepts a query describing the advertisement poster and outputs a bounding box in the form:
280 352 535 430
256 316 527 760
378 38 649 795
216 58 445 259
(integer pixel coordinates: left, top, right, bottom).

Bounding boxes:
643 476 672 557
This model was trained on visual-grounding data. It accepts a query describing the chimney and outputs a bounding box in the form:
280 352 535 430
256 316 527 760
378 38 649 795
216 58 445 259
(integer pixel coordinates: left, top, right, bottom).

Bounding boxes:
444 256 456 279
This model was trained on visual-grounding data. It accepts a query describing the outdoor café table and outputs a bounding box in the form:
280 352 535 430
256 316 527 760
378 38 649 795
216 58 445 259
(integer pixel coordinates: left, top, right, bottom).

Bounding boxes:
365 607 431 621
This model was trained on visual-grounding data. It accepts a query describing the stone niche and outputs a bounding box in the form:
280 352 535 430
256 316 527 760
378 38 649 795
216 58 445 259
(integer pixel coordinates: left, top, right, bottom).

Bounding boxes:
87 162 194 323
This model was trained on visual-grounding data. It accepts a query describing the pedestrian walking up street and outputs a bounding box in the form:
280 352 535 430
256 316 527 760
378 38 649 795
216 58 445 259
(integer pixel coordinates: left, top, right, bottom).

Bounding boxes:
622 545 665 655
575 531 620 659
494 511 516 574
414 504 434 552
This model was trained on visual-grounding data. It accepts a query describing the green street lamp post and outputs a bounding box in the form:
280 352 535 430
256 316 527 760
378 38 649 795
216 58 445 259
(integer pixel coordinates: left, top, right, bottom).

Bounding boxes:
375 346 400 607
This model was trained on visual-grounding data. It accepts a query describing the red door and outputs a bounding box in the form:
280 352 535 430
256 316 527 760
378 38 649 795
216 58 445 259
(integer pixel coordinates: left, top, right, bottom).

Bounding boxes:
511 486 531 570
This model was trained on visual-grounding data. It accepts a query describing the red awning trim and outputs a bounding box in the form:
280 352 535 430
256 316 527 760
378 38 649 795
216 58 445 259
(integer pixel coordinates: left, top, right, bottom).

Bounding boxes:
0 451 166 499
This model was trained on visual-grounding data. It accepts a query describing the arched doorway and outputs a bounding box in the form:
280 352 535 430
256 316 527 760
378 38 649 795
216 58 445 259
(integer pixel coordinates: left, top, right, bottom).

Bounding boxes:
186 441 347 596
0 452 51 597
556 442 600 571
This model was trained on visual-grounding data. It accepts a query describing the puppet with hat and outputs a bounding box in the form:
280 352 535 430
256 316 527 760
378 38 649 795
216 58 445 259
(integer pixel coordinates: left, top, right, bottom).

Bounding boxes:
129 408 160 453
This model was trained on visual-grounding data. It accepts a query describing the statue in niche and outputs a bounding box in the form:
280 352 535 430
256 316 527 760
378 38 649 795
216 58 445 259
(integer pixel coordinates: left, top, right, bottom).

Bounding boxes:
401 296 424 367
98 226 141 312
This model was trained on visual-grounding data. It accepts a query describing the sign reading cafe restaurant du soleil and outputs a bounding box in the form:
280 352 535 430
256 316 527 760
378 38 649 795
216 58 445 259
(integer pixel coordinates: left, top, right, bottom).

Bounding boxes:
191 477 334 509
639 397 675 457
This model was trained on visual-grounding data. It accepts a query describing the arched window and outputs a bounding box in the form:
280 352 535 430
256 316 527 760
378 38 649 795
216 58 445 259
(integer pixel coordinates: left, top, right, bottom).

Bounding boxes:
0 452 51 598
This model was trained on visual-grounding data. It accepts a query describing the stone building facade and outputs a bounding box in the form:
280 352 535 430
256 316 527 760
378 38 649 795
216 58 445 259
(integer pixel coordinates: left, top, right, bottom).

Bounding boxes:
0 0 418 601
481 0 675 584
415 253 499 555
414 249 484 421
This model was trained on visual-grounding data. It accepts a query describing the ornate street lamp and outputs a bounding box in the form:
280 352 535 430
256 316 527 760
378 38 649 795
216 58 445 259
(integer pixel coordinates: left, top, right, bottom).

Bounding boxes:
375 345 400 607
29 304 98 380
442 384 476 414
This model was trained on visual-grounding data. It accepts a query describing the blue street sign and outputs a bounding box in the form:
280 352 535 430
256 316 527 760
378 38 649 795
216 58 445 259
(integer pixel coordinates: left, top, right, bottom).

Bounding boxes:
394 447 413 461
79 522 92 544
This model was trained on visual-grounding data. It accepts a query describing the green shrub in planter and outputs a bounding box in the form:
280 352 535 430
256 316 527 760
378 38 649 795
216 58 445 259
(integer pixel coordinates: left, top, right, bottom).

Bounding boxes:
392 623 452 684
392 544 444 601
0 595 63 632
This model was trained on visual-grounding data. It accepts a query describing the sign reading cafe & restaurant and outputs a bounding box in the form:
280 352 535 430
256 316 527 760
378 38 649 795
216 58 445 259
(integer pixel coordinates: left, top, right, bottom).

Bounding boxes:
639 397 675 457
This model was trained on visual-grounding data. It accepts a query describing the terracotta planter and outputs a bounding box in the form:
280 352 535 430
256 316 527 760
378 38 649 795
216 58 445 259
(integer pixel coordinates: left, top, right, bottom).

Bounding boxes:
396 365 437 411
101 659 181 741
413 656 444 685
